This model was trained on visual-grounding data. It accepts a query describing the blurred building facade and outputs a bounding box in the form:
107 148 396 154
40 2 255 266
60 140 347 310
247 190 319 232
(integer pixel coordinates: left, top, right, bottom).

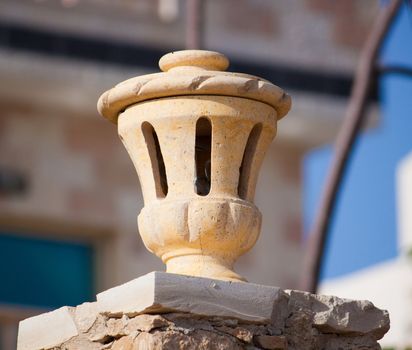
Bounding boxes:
0 1 377 349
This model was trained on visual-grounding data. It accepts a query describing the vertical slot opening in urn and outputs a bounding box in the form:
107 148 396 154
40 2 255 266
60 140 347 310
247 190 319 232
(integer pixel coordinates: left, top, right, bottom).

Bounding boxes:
142 122 168 198
195 117 212 196
238 123 262 199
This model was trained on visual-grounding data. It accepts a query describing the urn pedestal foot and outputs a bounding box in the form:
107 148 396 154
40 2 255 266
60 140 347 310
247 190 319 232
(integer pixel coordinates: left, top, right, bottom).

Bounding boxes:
165 255 246 282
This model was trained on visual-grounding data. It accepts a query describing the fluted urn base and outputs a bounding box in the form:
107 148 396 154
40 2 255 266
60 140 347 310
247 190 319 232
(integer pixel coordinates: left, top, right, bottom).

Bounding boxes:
138 198 261 282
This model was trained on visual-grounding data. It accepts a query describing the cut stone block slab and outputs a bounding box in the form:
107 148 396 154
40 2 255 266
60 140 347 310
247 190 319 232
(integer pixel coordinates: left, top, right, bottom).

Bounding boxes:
97 271 287 323
17 306 78 350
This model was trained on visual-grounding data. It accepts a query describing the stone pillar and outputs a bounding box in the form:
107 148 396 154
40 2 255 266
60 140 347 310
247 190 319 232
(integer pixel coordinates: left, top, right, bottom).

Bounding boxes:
17 272 389 350
17 51 390 349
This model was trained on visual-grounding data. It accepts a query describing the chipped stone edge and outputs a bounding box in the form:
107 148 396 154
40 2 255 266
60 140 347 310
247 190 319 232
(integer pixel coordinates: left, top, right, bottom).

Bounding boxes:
17 306 78 350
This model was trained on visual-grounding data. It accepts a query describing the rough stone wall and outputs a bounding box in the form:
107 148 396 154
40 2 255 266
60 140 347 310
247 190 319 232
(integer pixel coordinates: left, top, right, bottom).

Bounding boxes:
43 290 388 350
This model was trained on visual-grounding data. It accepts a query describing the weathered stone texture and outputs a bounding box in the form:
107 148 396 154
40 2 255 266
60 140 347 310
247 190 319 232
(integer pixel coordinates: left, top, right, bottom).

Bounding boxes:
21 288 388 350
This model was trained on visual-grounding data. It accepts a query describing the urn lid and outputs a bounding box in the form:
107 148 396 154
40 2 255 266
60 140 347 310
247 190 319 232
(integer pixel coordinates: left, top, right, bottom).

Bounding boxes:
98 50 291 123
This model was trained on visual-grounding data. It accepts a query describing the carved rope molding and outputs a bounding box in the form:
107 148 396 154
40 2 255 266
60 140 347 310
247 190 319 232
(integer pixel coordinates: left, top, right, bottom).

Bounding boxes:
98 71 291 124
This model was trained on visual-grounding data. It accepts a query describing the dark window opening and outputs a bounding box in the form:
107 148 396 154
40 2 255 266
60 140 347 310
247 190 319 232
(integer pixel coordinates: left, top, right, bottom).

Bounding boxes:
238 123 262 199
0 232 94 308
142 122 168 198
195 118 212 196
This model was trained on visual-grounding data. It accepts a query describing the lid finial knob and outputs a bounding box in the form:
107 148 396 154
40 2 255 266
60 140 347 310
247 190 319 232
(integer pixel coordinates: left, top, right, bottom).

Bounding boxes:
159 50 230 72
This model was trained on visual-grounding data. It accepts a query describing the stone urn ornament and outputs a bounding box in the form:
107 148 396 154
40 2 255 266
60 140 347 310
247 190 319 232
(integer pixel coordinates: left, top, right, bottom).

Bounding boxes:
98 50 291 282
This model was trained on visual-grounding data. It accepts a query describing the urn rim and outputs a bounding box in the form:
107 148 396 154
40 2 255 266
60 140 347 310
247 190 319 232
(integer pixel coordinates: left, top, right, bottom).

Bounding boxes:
97 50 291 124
